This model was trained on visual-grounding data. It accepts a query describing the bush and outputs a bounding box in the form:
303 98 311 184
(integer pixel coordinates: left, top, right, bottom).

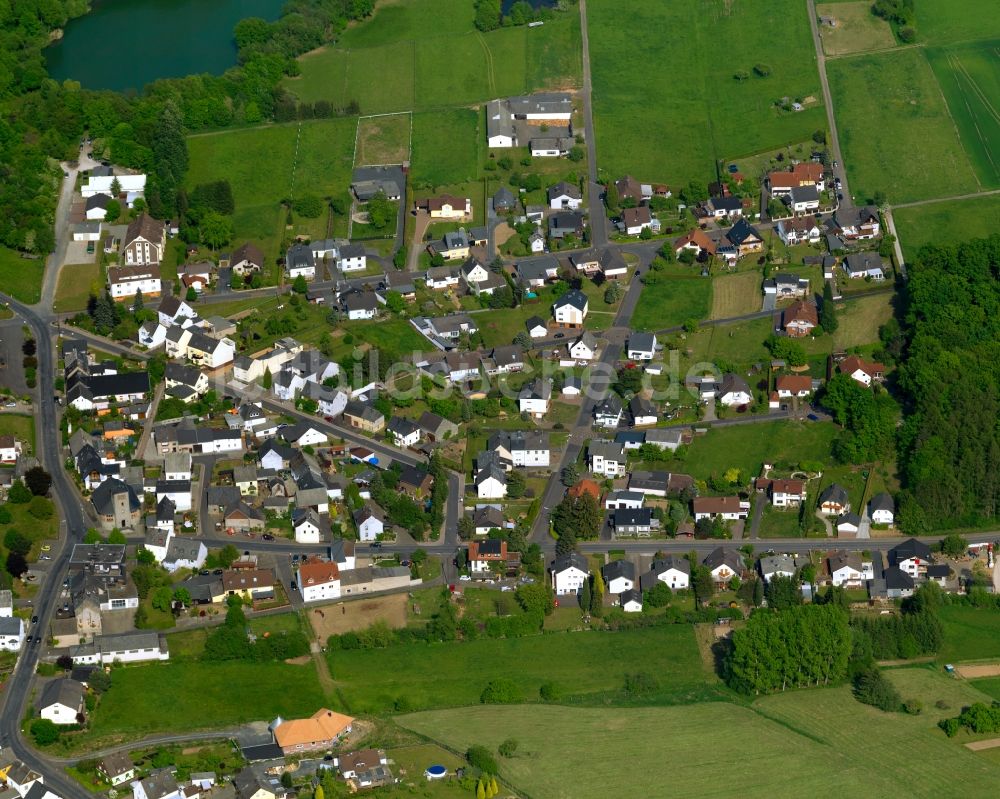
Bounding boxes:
852 667 901 712
623 671 659 698
466 745 498 775
30 719 60 746
498 738 518 758
539 681 561 701
904 698 923 715
480 677 522 704
28 496 54 520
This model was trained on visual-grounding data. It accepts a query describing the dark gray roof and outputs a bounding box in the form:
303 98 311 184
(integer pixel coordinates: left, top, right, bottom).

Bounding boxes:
819 483 849 507
602 559 636 581
703 547 743 573
552 552 589 574
90 478 140 516
726 218 762 246
868 492 894 513
651 555 690 577
554 288 588 311
39 678 84 712
889 537 932 564
628 332 656 353
612 508 654 527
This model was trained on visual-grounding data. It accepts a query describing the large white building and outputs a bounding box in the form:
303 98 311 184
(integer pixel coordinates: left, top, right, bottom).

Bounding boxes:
296 559 341 603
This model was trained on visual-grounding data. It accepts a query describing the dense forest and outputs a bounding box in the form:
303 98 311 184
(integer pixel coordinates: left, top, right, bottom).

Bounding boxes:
895 234 1000 532
0 0 373 252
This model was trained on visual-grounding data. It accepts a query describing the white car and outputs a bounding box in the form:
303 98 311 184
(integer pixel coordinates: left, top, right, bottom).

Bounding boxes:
459 575 472 582
501 585 514 592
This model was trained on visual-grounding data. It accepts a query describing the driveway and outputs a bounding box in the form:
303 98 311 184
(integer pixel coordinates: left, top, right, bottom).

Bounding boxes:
406 210 431 271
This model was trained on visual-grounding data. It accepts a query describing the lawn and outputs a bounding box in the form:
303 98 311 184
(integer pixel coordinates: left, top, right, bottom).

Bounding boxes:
648 420 839 481
327 624 720 714
185 117 356 266
86 661 327 746
354 113 411 167
828 292 895 349
400 675 1000 798
894 194 1000 259
410 109 482 188
936 605 1000 663
828 48 980 204
710 271 761 319
54 262 102 313
925 41 1000 188
588 0 826 185
0 414 35 450
816 2 896 56
0 246 44 305
886 666 993 722
630 276 713 332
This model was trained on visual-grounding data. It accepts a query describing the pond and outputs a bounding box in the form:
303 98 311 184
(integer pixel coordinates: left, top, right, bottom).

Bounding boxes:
46 0 286 92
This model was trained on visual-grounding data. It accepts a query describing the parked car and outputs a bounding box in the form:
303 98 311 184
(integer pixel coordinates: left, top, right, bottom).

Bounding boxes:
262 534 274 541
459 575 472 582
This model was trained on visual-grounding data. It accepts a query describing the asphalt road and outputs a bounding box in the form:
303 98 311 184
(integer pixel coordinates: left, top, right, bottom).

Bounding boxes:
577 0 607 248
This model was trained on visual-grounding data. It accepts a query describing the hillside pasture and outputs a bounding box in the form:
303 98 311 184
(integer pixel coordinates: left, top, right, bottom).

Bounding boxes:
894 195 1000 258
925 41 1000 188
588 0 825 185
828 48 980 204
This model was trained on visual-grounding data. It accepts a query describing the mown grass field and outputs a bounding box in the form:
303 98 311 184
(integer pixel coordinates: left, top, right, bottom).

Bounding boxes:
400 670 1000 798
631 276 713 331
355 113 411 166
411 109 482 187
828 48 980 204
286 0 581 112
916 0 1000 45
327 625 720 714
0 246 43 305
937 605 1000 664
86 661 327 745
53 262 101 313
925 41 1000 188
816 2 896 56
829 292 895 349
588 0 825 185
710 271 761 319
185 117 356 264
894 195 1000 258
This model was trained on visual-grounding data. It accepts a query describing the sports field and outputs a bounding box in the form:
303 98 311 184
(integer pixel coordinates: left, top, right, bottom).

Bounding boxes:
185 117 356 261
286 0 581 112
828 48 980 204
925 41 1000 188
894 194 1000 258
816 2 896 56
588 0 825 185
355 114 411 167
400 671 1000 798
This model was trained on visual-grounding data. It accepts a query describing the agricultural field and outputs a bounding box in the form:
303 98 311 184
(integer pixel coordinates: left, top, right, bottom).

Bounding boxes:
588 0 825 186
53 262 101 313
816 2 896 56
894 195 1000 258
915 0 1000 45
710 271 761 319
936 605 1000 664
185 117 356 265
828 49 980 204
400 673 1000 798
0 246 43 305
354 114 411 167
631 275 713 332
85 661 327 747
326 624 721 714
925 41 1000 188
285 0 581 112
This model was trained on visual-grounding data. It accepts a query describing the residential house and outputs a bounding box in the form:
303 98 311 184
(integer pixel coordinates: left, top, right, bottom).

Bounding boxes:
548 211 586 240
783 300 818 337
0 616 24 652
776 216 821 245
108 265 161 301
337 750 392 789
674 229 717 259
164 362 208 402
818 483 850 515
888 538 932 579
622 206 653 236
828 551 870 588
926 564 951 588
706 195 743 219
387 417 421 448
224 502 265 534
292 508 329 545
516 255 559 288
338 243 367 272
763 273 811 301
475 466 507 500
692 496 749 522
353 505 384 542
629 395 657 427
418 195 471 219
620 588 643 612
627 332 657 361
703 548 744 585
493 186 516 213
593 394 624 428
424 264 461 290
644 556 690 590
460 256 503 296
842 252 886 281
0 436 21 465
759 554 802 584
484 345 525 376
726 219 764 257
775 374 813 398
569 330 597 361
868 493 895 525
717 373 752 407
417 411 459 442
768 478 806 507
179 261 213 294
602 560 636 594
767 162 825 195
279 422 328 448
518 378 551 418
468 538 508 574
165 327 236 369
351 165 403 201
528 230 545 253
837 513 862 536
285 244 316 280
122 214 165 267
547 182 582 210
398 465 433 499
343 400 385 433
384 269 416 300
614 175 645 205
296 558 341 603
85 193 112 221
271 709 355 754
588 440 626 478
550 552 590 596
829 206 880 241
230 242 264 276
611 507 658 536
342 290 379 320
472 505 505 536
605 489 644 510
429 229 471 261
417 313 478 343
785 185 820 214
38 679 85 725
97 753 136 787
133 772 184 799
553 289 588 328
838 355 885 386
488 430 550 468
882 566 915 599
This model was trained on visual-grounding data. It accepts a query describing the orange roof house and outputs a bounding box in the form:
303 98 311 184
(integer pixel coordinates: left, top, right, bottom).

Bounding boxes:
567 479 601 502
273 709 354 753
